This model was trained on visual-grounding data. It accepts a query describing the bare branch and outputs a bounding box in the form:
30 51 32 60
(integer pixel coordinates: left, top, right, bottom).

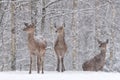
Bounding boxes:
44 0 63 9
0 0 29 3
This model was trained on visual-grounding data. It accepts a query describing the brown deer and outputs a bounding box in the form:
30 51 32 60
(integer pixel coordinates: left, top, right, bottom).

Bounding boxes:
54 23 67 72
82 39 108 71
23 23 47 74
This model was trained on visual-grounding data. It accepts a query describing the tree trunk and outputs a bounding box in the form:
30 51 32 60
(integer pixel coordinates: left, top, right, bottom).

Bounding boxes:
10 0 16 71
0 0 1 9
0 0 9 71
72 0 77 70
41 0 62 33
109 0 116 71
94 0 100 53
30 0 38 24
95 0 100 37
41 0 46 33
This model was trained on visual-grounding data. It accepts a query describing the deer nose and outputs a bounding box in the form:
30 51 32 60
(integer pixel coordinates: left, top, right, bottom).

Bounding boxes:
55 31 57 32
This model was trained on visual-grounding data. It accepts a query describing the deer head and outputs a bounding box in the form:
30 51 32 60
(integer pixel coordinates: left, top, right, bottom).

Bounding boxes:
54 23 65 35
97 39 108 51
23 23 35 34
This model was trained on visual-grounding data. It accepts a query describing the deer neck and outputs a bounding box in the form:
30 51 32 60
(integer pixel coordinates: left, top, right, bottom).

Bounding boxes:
100 50 106 57
28 33 35 43
57 33 65 42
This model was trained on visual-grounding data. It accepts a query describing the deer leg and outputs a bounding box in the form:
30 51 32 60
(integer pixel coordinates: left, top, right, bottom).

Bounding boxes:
39 58 41 73
29 55 32 74
37 56 40 74
41 57 44 74
61 57 65 72
99 66 104 71
56 56 60 72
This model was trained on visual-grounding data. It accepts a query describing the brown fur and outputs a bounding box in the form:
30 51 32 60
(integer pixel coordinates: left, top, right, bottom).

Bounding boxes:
23 23 47 74
54 23 67 72
82 39 108 71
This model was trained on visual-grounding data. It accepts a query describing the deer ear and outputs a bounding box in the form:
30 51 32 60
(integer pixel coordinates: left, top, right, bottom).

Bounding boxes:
32 23 34 26
30 23 35 28
97 39 102 44
24 23 28 26
63 23 65 27
106 39 109 44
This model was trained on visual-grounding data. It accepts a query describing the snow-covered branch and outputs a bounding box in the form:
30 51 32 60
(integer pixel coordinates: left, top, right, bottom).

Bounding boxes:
44 0 63 9
0 0 29 3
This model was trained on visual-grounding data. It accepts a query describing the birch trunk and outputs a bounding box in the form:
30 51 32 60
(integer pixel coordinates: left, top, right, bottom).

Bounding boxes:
95 0 100 50
109 0 116 71
10 0 16 71
72 0 77 70
41 0 46 33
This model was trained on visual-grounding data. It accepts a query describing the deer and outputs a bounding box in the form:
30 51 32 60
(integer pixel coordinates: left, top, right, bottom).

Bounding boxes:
54 23 67 72
82 39 108 71
23 23 47 74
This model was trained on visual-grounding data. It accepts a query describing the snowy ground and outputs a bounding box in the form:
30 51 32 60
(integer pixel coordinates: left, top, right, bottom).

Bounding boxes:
0 71 120 80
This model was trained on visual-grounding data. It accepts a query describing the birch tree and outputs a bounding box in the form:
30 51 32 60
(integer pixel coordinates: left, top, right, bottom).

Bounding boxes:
41 0 63 32
30 0 38 24
11 0 16 71
95 0 100 49
0 0 4 71
0 1 9 71
72 0 78 70
0 0 1 8
41 0 46 32
108 0 116 71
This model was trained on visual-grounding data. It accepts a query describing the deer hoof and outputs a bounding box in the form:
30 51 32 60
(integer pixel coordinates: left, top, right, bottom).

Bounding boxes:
42 71 44 74
56 69 60 72
62 68 65 72
37 71 40 74
29 72 31 74
62 69 65 72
